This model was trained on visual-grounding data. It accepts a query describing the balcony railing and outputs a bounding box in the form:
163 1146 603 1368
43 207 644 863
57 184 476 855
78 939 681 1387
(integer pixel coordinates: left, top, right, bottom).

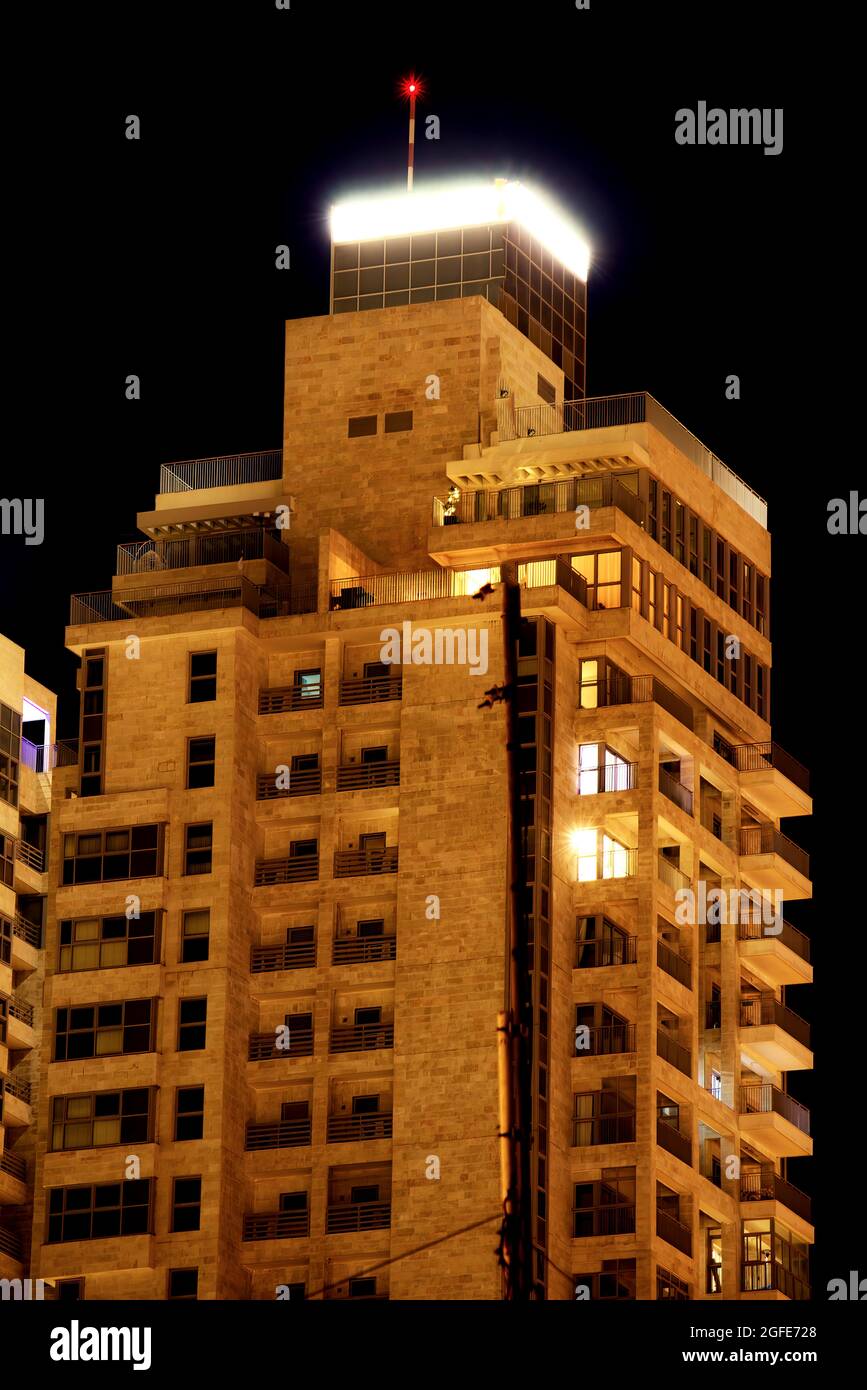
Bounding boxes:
433 472 646 530
259 684 324 714
740 1167 812 1223
579 672 694 731
159 449 283 494
242 1209 309 1242
0 1149 26 1182
8 997 35 1027
19 738 79 772
245 1118 313 1150
331 569 454 609
572 1112 636 1146
738 824 810 878
715 738 810 796
13 913 42 948
579 762 638 795
116 528 290 576
738 918 811 963
740 996 811 1048
248 1029 314 1061
327 1112 394 1143
250 941 316 973
657 855 690 894
658 768 693 816
256 768 322 799
573 1204 636 1238
0 1225 23 1260
254 855 319 886
71 576 315 626
333 847 398 878
497 392 767 528
3 1076 32 1105
656 1207 692 1256
742 1260 810 1301
326 1200 391 1233
576 1024 636 1056
657 940 692 989
332 936 397 965
657 1030 692 1077
656 1114 692 1166
740 1083 810 1134
339 675 403 706
329 1022 394 1054
336 761 400 792
15 840 45 873
574 935 637 969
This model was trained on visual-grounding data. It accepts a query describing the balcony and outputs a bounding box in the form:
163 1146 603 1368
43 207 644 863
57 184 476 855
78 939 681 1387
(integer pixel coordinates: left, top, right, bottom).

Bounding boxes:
739 1083 811 1159
579 762 638 795
656 1030 692 1078
339 675 403 706
432 471 646 530
658 768 693 816
329 1022 394 1054
159 448 283 494
657 855 690 895
2 1075 32 1106
259 685 324 714
739 994 812 1072
571 1112 635 1146
656 1207 692 1256
333 847 398 878
326 1200 391 1234
656 940 691 990
579 672 694 731
19 738 78 773
15 839 45 874
5 997 36 1049
573 1204 635 1238
13 913 42 949
656 1114 692 1166
116 527 290 576
70 575 316 627
248 1029 314 1062
714 735 810 819
332 935 397 965
576 1024 636 1056
245 1118 313 1151
254 854 319 886
250 941 316 973
336 761 400 792
737 918 812 989
256 768 322 800
742 1260 810 1301
738 824 811 900
327 1112 393 1143
242 1209 309 1242
0 1149 26 1183
330 557 591 613
574 935 637 969
0 1225 23 1263
740 1167 811 1224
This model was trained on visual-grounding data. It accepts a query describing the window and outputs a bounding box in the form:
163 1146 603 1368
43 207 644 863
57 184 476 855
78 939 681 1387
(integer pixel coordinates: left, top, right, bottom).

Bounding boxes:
350 1184 380 1204
58 912 160 971
0 833 14 888
172 1177 202 1232
181 909 210 963
291 753 319 773
352 1094 380 1114
57 1280 85 1301
631 556 642 613
175 1086 205 1141
290 838 318 858
0 701 21 807
537 374 556 404
51 1089 154 1150
348 1276 378 1299
184 823 212 875
177 997 207 1051
574 1260 636 1300
348 415 377 438
80 650 106 797
168 1269 198 1299
54 1001 154 1061
384 410 413 433
0 913 10 964
47 1180 152 1243
293 668 322 700
357 918 385 938
187 737 215 789
188 652 217 703
658 1266 690 1300
573 1168 636 1237
62 824 164 884
361 745 388 763
281 1282 306 1300
573 1076 636 1145
355 1005 382 1026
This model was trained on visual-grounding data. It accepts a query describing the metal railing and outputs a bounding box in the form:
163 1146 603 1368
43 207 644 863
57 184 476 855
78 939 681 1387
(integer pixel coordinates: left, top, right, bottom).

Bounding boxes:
259 685 324 714
574 935 637 969
579 761 637 795
740 1167 812 1223
9 997 35 1027
339 675 403 706
658 768 693 816
657 1030 692 1077
0 1149 26 1181
254 855 319 886
433 472 646 530
327 1112 393 1143
656 1114 692 1166
740 995 811 1048
13 913 42 948
116 528 290 576
242 1209 309 1241
71 576 315 626
739 1084 810 1134
738 824 810 878
333 847 398 878
15 840 44 873
573 1204 636 1237
336 761 400 792
717 738 810 795
579 673 694 731
250 941 316 973
657 855 690 893
256 768 322 799
576 1023 636 1056
160 449 283 494
571 1112 636 1146
245 1118 312 1150
742 1260 810 1301
656 1207 692 1256
332 936 397 965
19 738 79 773
738 918 810 963
0 1225 23 1260
326 1200 391 1234
329 1022 394 1054
248 1029 314 1061
331 569 454 608
498 393 767 528
3 1076 32 1105
657 940 692 989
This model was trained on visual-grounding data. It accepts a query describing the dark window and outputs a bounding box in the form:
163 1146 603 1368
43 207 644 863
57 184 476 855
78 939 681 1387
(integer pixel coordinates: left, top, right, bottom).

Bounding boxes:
282 1282 306 1299
188 652 217 703
352 1094 380 1114
181 909 210 963
286 924 315 945
50 1088 153 1150
0 701 21 807
0 834 14 889
355 1006 381 1026
357 918 385 938
175 1086 205 1141
279 1191 308 1212
291 753 319 772
58 912 160 972
62 824 163 885
350 1184 379 1204
53 1001 154 1061
348 415 377 438
290 838 318 858
184 823 212 875
384 411 413 433
57 1280 85 1301
361 746 388 763
177 997 207 1051
171 1177 202 1232
168 1268 198 1299
46 1179 152 1243
348 1277 378 1298
187 737 215 789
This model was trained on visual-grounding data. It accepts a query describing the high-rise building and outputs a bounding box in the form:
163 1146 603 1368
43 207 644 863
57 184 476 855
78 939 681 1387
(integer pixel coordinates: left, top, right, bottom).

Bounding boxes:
28 182 811 1301
1 634 62 1295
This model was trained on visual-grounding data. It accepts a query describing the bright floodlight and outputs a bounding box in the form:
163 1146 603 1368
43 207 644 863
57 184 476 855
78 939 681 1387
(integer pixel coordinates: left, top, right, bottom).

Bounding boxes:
330 179 591 282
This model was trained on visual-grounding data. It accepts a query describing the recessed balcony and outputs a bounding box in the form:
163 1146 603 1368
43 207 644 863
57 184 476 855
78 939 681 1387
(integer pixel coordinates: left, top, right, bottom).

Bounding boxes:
656 1206 692 1256
578 670 694 731
256 768 322 800
250 940 317 973
740 1166 811 1225
332 933 397 966
327 1111 393 1143
739 994 812 1072
658 767 693 816
248 1029 314 1062
739 1083 811 1158
244 1117 313 1151
326 1199 391 1234
336 761 400 792
242 1209 310 1242
339 675 403 706
329 1021 394 1054
333 847 398 878
656 1111 692 1166
254 854 319 887
656 1029 692 1078
738 824 811 900
259 684 324 714
329 557 592 614
116 526 290 577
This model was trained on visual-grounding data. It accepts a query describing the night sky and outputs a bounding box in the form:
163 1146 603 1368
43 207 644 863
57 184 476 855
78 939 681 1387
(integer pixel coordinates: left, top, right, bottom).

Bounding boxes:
3 2 857 1291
